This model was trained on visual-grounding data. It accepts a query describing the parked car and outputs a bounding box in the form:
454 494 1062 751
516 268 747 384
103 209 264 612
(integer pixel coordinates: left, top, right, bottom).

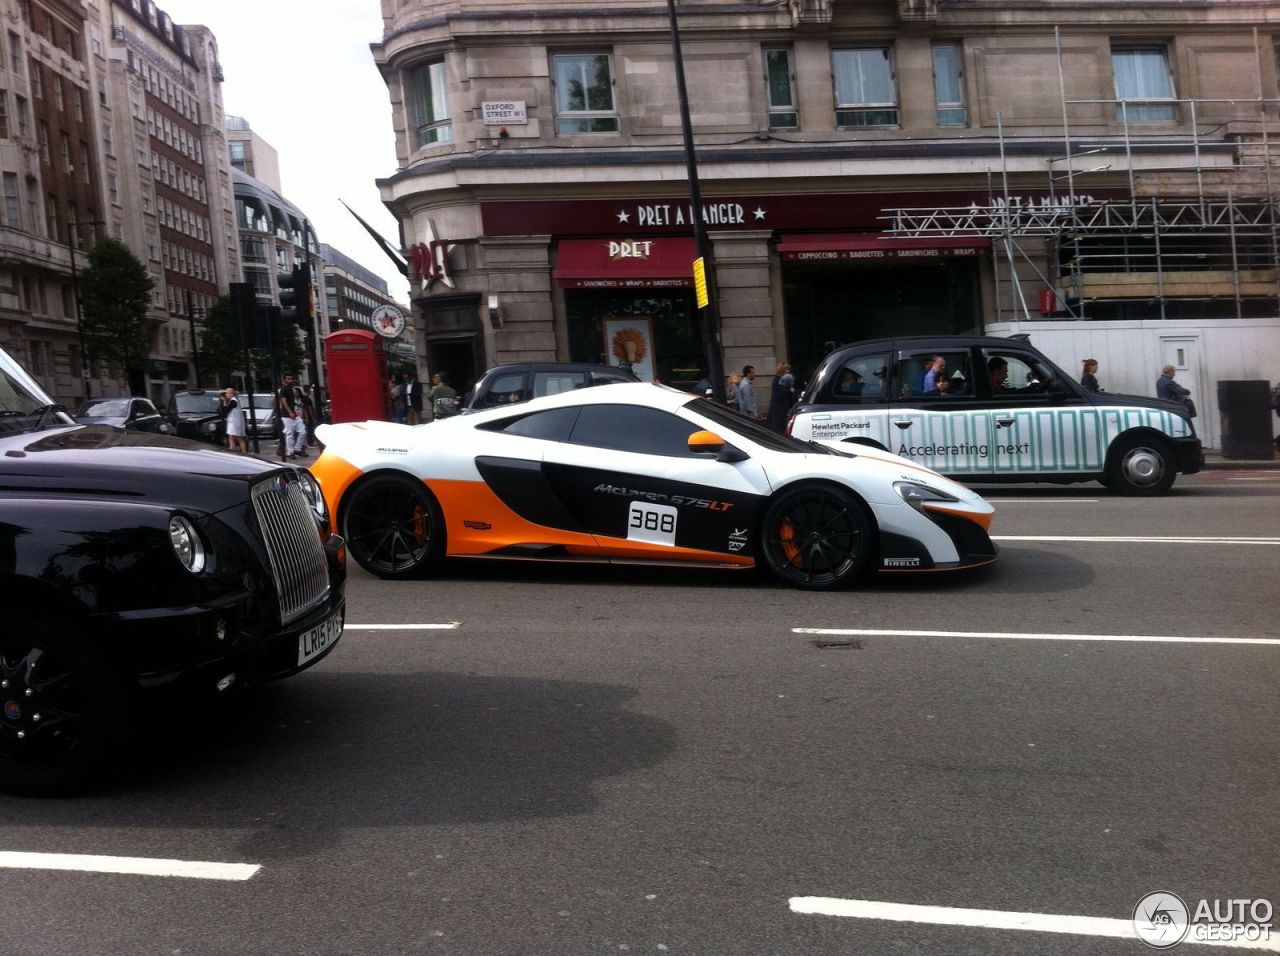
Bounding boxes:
0 346 346 795
462 363 638 412
312 381 997 589
74 396 173 434
244 393 280 439
167 388 227 445
787 335 1202 495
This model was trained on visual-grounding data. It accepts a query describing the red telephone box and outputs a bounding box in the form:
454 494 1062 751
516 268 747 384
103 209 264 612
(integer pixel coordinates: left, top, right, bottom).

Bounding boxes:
324 330 388 424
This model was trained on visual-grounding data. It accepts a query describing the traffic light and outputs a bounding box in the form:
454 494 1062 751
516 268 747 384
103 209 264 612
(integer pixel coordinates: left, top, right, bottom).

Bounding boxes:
277 262 313 328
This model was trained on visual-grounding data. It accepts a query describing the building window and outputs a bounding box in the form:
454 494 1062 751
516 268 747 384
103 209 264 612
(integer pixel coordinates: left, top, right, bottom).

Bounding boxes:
45 194 57 238
0 91 8 139
407 59 451 147
8 33 20 75
80 142 90 182
30 62 42 99
764 48 797 130
15 95 26 136
74 86 84 122
832 47 898 127
932 44 966 126
37 121 49 164
552 53 619 134
3 173 20 228
53 76 64 112
1112 46 1176 123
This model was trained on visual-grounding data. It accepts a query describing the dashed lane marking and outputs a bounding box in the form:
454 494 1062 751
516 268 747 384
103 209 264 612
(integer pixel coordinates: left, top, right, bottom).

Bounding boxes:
345 623 461 630
789 898 1280 950
0 852 260 881
793 627 1280 646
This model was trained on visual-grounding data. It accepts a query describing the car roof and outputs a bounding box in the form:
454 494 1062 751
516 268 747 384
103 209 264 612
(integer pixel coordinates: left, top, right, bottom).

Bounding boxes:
462 380 691 423
831 335 1037 352
481 362 631 374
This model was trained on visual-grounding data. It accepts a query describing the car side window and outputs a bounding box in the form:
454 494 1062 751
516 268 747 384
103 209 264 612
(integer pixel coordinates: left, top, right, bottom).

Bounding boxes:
533 371 588 398
569 405 701 457
822 351 889 403
896 349 974 400
482 407 581 442
475 371 527 409
590 370 632 385
980 349 1060 399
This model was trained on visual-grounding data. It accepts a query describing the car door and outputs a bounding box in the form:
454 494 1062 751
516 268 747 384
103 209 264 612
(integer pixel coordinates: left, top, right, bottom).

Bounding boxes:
887 347 994 477
129 398 164 433
539 403 772 560
977 345 1090 475
791 349 892 447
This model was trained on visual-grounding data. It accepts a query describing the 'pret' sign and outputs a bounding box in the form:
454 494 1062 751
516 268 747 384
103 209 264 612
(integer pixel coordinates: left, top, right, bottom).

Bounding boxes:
482 101 527 125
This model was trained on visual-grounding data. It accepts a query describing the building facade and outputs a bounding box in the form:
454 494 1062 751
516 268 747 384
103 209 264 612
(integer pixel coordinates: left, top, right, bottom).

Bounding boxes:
227 113 280 193
373 0 1280 448
320 242 414 365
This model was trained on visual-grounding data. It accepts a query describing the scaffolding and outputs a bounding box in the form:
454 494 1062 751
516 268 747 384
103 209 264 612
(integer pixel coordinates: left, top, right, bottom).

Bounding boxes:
881 27 1280 323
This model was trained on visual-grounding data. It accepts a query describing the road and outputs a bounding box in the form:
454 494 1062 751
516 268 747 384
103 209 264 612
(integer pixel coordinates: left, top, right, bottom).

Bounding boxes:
2 470 1278 955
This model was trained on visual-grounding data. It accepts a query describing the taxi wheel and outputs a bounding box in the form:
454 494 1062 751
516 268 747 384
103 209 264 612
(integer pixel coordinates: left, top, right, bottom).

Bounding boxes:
341 474 446 579
1106 434 1176 496
0 615 123 796
760 484 874 590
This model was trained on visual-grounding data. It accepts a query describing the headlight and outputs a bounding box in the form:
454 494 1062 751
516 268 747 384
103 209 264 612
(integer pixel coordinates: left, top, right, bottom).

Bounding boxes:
203 420 218 433
169 515 208 573
894 481 960 511
297 470 327 521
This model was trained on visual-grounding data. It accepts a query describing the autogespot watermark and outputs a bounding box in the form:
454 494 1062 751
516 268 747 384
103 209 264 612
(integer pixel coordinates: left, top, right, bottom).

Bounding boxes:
1133 891 1274 948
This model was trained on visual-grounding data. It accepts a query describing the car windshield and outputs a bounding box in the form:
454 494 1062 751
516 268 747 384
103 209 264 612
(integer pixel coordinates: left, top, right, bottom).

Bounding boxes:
250 395 276 417
684 398 834 454
174 392 222 415
0 346 76 435
78 398 131 418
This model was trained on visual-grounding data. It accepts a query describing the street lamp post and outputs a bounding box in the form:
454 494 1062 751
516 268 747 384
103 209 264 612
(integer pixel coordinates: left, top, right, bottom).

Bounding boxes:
66 220 104 404
184 288 202 386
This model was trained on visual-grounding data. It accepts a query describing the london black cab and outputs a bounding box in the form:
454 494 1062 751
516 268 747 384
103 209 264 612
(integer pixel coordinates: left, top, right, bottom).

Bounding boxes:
463 363 638 412
788 336 1202 495
0 345 346 795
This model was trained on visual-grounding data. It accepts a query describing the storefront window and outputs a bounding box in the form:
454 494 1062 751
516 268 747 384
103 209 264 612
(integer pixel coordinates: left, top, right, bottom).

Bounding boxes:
566 292 701 390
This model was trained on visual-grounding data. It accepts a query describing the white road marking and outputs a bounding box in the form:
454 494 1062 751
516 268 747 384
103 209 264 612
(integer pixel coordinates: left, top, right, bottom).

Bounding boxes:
992 535 1280 545
793 627 1280 646
983 498 1100 503
789 898 1280 950
345 623 461 630
0 852 259 881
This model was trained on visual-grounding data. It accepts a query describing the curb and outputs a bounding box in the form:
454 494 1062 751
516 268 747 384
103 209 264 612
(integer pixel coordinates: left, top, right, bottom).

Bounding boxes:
1201 454 1280 470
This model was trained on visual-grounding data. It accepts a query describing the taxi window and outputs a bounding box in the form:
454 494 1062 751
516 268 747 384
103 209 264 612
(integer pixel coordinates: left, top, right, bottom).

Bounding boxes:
474 371 526 409
896 349 974 400
570 405 700 457
823 352 889 403
533 371 588 398
980 348 1061 399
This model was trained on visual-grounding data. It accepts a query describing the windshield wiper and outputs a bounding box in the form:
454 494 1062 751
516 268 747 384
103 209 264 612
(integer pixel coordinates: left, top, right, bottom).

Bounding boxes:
29 403 70 432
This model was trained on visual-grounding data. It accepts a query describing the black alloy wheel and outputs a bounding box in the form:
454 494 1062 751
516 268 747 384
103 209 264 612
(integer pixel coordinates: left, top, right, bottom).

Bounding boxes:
0 615 121 796
760 484 874 590
1105 434 1177 496
341 474 445 579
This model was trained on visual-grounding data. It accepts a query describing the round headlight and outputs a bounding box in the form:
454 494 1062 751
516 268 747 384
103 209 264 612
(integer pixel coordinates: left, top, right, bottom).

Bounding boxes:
298 470 327 521
169 515 208 573
203 421 218 433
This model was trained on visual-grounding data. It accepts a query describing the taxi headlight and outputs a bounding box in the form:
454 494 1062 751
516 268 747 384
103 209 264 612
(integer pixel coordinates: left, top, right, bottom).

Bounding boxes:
203 420 218 433
894 481 960 511
297 470 328 521
169 515 208 573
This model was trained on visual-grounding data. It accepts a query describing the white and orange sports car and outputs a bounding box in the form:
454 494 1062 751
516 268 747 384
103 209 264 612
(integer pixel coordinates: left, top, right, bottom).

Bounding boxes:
311 382 997 590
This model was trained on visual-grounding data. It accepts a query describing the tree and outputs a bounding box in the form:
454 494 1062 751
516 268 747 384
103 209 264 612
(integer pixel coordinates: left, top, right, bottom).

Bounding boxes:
79 238 155 394
196 296 240 387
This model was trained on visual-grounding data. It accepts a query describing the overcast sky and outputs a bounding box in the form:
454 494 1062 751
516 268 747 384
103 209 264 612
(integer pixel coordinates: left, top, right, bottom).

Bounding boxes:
159 0 410 301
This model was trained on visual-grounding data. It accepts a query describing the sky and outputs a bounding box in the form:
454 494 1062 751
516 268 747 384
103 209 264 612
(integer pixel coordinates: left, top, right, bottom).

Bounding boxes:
158 0 411 302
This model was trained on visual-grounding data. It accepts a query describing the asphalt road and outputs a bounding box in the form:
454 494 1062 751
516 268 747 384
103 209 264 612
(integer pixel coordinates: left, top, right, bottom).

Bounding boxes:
2 470 1278 955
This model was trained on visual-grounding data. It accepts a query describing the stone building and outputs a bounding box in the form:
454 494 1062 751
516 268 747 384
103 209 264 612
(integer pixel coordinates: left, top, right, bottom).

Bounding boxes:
372 0 1280 448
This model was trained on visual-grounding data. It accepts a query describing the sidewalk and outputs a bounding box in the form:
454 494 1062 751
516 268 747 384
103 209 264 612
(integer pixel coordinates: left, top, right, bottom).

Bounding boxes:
1201 449 1280 470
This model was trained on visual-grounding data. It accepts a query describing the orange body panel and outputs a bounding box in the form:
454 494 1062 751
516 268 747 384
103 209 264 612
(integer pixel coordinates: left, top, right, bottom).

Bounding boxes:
309 452 366 526
427 478 598 555
922 503 995 530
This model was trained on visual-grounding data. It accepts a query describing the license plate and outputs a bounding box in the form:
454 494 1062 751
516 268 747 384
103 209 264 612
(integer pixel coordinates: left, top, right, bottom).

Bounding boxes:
298 606 344 667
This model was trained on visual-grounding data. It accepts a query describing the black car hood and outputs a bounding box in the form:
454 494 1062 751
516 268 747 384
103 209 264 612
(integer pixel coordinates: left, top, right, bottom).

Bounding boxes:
0 425 286 515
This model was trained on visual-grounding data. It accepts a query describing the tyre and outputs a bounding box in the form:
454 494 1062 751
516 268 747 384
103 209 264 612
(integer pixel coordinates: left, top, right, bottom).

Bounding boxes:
1105 433 1177 496
759 484 875 590
341 473 446 579
0 614 123 796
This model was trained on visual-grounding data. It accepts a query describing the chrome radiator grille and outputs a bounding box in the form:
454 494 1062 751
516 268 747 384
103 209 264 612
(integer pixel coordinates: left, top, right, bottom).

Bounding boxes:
250 475 330 624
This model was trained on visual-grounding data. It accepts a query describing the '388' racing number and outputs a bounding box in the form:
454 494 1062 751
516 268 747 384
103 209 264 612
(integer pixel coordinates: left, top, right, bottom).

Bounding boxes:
627 501 678 546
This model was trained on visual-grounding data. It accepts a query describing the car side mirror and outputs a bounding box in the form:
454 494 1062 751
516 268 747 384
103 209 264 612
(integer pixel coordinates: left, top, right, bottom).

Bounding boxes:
689 430 749 463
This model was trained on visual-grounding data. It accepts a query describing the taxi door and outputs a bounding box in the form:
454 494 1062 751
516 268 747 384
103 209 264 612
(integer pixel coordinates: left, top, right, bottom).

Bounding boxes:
796 349 893 448
887 348 994 478
978 345 1092 476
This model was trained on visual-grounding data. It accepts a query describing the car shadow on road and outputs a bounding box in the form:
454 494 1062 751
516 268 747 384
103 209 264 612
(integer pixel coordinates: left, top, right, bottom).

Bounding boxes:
1 671 677 861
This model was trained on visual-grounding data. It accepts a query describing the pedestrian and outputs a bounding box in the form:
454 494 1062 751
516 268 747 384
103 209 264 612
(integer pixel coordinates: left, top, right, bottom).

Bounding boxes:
1080 358 1101 392
296 386 317 448
1156 364 1195 417
725 372 741 411
691 369 714 399
766 362 796 431
737 365 760 419
390 374 407 424
427 371 458 419
403 371 422 425
221 387 246 453
277 372 307 459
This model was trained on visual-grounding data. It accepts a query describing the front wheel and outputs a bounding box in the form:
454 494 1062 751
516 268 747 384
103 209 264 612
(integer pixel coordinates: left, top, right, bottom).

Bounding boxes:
759 484 875 590
341 474 446 579
0 615 123 796
1105 434 1177 496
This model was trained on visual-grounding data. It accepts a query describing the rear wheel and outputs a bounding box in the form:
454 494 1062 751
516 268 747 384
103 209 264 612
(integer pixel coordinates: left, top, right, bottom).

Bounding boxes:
341 474 446 579
759 484 874 590
1105 434 1177 496
0 614 122 796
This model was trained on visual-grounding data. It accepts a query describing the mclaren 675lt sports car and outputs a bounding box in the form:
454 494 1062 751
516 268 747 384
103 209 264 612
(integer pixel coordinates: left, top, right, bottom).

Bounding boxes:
310 383 998 590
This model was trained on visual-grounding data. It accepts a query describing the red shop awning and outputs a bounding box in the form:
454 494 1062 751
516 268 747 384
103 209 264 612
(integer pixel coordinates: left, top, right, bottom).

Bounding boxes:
554 237 697 289
777 233 990 262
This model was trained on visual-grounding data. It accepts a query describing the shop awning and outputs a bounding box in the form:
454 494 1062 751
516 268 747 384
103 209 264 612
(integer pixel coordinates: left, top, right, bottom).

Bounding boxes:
777 234 991 262
554 237 697 289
